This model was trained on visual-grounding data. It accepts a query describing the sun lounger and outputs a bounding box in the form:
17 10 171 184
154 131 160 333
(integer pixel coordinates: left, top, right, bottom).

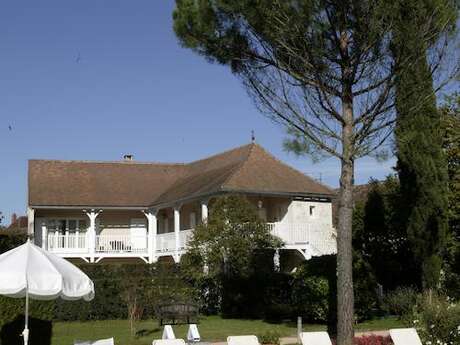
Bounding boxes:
300 331 333 345
389 328 423 345
227 335 260 345
74 338 115 345
152 339 186 345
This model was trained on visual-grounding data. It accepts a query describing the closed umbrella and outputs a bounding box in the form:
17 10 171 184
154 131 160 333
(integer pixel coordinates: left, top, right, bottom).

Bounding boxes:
0 239 94 345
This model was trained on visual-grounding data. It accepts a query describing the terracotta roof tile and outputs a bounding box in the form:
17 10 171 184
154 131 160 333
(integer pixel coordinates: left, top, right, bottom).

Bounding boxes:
29 143 333 208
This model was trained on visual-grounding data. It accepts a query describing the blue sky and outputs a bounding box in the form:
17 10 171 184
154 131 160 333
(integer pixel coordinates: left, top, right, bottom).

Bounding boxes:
0 1 397 225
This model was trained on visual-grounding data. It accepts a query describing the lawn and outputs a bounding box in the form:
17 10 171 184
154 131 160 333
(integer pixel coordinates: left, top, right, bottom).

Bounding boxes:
51 315 402 345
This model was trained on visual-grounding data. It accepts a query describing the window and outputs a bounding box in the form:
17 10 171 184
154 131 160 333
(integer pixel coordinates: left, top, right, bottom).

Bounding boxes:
47 219 87 232
309 206 316 217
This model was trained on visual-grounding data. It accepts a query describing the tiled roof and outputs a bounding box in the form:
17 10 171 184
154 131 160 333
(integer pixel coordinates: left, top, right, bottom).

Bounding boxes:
29 143 333 208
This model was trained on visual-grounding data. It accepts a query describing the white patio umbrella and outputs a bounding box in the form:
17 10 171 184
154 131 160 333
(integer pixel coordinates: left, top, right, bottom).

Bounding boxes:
0 239 95 345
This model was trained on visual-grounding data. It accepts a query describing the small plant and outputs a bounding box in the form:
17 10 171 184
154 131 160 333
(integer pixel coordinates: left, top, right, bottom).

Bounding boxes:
383 286 417 317
353 335 393 345
404 293 460 345
258 330 281 345
332 335 393 345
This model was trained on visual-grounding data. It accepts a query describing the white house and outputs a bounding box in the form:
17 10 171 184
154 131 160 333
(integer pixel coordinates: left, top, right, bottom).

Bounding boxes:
27 143 336 266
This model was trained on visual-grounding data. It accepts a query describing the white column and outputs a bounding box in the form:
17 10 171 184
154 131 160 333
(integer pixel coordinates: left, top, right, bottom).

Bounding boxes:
85 210 101 263
144 210 158 264
41 220 48 250
27 207 35 238
201 200 208 223
174 206 181 263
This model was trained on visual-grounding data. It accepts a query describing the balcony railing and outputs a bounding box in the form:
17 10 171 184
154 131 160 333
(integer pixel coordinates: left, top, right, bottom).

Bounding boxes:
157 229 193 253
45 223 335 257
96 234 148 254
268 222 336 254
47 233 88 253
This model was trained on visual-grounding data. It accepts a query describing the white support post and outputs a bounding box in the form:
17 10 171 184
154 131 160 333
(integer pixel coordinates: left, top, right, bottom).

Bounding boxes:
144 210 158 264
85 210 101 263
41 220 47 250
27 207 35 239
201 200 209 223
174 206 181 263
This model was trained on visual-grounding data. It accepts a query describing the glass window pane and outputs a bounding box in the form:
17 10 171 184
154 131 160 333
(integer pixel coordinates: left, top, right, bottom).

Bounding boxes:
47 219 56 231
78 219 87 230
68 220 77 230
57 220 66 231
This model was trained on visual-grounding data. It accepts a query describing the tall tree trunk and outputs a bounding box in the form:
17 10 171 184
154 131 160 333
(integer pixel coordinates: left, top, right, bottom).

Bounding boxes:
337 80 355 345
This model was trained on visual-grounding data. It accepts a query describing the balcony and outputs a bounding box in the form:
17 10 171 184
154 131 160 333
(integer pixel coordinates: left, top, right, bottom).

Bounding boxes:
44 223 336 261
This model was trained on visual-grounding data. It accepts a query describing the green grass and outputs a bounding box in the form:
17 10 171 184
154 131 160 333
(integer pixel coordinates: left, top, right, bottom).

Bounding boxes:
51 316 402 345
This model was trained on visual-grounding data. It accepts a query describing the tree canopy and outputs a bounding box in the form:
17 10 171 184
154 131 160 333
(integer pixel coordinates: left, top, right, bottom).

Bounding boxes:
181 195 282 279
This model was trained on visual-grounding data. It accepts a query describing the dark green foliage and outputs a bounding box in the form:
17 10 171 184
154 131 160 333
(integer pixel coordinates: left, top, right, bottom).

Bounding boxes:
291 258 332 323
0 316 52 345
0 246 195 325
258 330 281 345
183 195 282 280
383 287 418 317
0 233 27 254
441 94 460 236
391 0 457 289
353 177 420 290
182 195 282 318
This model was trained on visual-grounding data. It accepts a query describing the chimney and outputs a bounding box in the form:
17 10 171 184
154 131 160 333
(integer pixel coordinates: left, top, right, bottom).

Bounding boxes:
123 154 134 161
11 213 17 225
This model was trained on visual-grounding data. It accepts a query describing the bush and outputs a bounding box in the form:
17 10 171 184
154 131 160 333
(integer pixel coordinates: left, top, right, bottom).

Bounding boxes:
258 330 281 345
352 335 393 345
0 262 196 324
383 286 417 317
291 270 329 322
332 335 393 345
403 293 460 345
0 233 27 254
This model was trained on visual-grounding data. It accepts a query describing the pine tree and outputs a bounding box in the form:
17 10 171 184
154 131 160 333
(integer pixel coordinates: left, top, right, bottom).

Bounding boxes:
172 1 457 342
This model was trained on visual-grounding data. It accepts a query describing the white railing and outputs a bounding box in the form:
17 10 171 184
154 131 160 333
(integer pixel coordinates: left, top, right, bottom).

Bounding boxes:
45 224 335 258
157 229 193 253
47 233 88 253
95 234 148 254
268 222 336 255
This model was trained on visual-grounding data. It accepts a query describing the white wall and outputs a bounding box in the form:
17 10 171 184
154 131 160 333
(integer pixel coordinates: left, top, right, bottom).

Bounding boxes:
280 200 333 228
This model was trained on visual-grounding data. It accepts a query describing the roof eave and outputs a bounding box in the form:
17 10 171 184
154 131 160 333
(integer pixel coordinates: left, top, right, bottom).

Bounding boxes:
149 188 333 210
29 205 148 210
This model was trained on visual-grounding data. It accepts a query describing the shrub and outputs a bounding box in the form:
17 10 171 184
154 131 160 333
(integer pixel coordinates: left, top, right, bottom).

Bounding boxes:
403 293 460 345
383 286 417 317
291 271 329 322
258 330 281 345
331 336 393 345
352 335 393 345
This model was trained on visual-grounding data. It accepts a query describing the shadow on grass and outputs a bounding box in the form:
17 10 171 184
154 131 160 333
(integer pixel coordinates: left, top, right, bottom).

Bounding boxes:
135 327 160 338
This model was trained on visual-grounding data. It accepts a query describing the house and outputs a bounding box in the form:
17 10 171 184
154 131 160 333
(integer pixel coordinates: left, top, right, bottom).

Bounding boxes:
7 214 28 233
28 143 336 265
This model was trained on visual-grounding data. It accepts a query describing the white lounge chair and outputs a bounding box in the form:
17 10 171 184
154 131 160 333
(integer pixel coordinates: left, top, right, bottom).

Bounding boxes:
74 338 115 345
227 335 260 345
300 331 333 345
152 339 186 345
389 328 423 345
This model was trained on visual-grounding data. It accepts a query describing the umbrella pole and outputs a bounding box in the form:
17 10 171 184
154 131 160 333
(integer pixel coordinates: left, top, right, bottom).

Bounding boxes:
23 289 29 345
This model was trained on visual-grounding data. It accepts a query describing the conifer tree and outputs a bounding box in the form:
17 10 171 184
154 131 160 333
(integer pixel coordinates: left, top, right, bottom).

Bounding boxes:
172 1 457 343
391 0 457 289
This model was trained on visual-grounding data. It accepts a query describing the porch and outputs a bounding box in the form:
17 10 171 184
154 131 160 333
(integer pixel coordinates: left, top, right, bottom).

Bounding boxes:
32 195 336 263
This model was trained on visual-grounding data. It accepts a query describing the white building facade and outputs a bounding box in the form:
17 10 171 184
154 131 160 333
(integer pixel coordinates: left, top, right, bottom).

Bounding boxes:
28 144 336 267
